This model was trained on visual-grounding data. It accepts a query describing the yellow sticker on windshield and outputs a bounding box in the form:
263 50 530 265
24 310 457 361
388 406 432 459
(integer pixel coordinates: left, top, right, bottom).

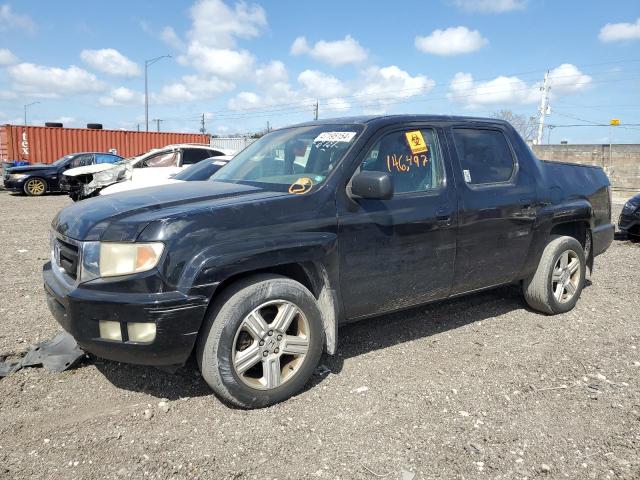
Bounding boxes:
288 177 313 195
405 130 428 155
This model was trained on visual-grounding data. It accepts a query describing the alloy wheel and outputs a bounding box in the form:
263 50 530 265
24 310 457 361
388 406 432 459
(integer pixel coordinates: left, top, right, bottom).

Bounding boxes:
232 300 310 390
552 250 581 303
25 179 45 196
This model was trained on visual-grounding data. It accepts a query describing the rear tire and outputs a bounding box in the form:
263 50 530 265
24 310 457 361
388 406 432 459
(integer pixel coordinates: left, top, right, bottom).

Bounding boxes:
523 235 586 314
23 177 47 196
197 274 324 408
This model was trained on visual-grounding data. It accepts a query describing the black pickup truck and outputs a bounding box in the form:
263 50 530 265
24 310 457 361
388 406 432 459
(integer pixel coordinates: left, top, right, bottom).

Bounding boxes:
43 115 614 408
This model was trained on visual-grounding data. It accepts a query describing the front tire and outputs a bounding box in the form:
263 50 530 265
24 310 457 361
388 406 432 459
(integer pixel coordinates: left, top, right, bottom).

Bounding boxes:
23 177 47 196
523 235 586 314
197 274 324 408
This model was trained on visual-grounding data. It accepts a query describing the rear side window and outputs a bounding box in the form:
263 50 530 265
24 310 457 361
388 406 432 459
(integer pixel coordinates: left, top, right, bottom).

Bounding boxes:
182 148 217 165
360 128 444 194
452 128 515 185
70 154 94 168
144 151 179 168
95 154 120 164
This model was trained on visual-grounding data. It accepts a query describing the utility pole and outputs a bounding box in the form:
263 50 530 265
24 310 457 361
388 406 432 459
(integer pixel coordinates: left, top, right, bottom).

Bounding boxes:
136 123 140 132
536 70 551 145
152 118 163 132
200 113 206 134
144 54 171 132
313 100 319 121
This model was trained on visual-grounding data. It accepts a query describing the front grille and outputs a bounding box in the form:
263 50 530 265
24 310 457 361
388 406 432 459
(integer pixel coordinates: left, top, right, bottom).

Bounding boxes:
56 238 79 280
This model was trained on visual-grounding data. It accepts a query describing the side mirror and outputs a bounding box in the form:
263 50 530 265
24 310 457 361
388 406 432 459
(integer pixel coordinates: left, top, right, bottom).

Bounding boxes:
350 171 394 200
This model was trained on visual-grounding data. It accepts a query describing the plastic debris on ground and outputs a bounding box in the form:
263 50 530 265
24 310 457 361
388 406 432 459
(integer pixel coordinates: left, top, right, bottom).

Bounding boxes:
0 331 86 377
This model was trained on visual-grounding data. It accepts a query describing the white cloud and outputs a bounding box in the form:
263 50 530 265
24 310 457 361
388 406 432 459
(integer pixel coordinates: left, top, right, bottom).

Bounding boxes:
80 49 141 77
161 26 184 50
298 70 349 98
161 0 268 92
0 90 17 100
0 48 17 65
227 64 435 115
359 66 435 112
155 74 234 104
290 35 368 66
290 37 308 56
8 63 106 97
547 63 592 93
181 42 254 78
452 0 526 13
188 0 266 49
0 4 36 34
448 63 591 108
415 26 488 56
228 91 263 110
99 87 144 106
599 18 640 43
255 60 288 86
448 72 534 108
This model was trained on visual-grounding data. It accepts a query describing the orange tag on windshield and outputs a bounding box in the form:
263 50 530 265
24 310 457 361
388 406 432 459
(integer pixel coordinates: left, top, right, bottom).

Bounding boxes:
288 177 313 194
405 131 428 155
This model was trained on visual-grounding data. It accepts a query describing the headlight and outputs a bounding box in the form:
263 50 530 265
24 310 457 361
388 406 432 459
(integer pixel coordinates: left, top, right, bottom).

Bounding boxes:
9 173 27 179
99 242 164 277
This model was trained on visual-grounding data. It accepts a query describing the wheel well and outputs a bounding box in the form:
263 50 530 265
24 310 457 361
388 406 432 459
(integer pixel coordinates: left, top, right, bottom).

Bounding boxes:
550 221 589 248
205 262 339 355
549 221 593 269
214 262 321 300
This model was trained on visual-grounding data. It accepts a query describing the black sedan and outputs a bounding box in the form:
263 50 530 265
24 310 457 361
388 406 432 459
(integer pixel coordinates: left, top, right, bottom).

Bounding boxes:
3 152 123 196
619 192 640 237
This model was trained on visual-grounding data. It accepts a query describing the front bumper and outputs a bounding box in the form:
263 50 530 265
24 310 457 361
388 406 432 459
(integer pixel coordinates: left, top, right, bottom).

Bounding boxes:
2 176 26 191
619 211 640 236
43 261 209 366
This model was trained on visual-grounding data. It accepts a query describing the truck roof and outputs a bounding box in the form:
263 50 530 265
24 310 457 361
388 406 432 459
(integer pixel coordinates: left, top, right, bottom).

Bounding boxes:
291 114 511 129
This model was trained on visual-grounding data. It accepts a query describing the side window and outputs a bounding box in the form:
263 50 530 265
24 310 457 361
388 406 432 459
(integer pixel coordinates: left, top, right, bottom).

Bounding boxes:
452 128 515 185
144 151 179 168
182 148 215 165
360 128 444 194
70 154 94 168
95 154 120 164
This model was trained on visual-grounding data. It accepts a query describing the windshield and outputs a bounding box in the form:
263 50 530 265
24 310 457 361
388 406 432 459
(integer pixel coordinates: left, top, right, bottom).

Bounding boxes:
52 154 74 166
211 124 363 193
174 158 228 181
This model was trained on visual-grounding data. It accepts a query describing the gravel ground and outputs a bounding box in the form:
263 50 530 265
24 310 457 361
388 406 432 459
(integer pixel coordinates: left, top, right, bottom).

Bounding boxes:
0 190 639 480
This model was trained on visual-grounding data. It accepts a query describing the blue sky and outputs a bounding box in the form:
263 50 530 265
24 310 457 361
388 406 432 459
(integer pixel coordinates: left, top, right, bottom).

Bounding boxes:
0 0 639 143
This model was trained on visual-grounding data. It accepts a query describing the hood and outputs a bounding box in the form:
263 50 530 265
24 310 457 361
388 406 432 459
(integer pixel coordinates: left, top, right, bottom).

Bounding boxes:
64 163 117 177
100 177 181 195
52 181 289 241
7 165 56 173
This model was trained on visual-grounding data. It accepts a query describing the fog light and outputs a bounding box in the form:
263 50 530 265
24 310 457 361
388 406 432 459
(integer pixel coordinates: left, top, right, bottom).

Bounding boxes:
127 322 156 343
99 320 122 341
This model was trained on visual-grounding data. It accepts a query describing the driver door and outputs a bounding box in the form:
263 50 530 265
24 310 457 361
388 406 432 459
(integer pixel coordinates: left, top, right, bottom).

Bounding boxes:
337 125 457 319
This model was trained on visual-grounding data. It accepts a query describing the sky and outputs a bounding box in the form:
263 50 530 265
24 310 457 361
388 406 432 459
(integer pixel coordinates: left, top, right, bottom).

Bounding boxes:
0 0 639 143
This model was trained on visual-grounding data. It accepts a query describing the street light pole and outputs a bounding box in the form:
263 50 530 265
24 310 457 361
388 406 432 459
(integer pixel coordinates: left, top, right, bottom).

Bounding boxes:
24 101 40 126
144 55 171 132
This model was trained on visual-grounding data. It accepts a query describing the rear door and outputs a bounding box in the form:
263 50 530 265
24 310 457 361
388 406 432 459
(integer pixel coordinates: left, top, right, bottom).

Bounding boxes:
337 124 457 319
446 125 538 294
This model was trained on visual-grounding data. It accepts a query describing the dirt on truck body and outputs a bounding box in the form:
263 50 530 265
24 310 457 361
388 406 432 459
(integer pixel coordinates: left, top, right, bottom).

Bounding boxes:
43 115 614 408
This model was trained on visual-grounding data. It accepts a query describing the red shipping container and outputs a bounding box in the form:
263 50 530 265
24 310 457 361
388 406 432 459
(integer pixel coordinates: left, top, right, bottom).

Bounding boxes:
0 124 211 164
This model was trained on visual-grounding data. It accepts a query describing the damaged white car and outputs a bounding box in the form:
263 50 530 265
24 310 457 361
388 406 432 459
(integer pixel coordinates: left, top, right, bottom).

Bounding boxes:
61 144 234 201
